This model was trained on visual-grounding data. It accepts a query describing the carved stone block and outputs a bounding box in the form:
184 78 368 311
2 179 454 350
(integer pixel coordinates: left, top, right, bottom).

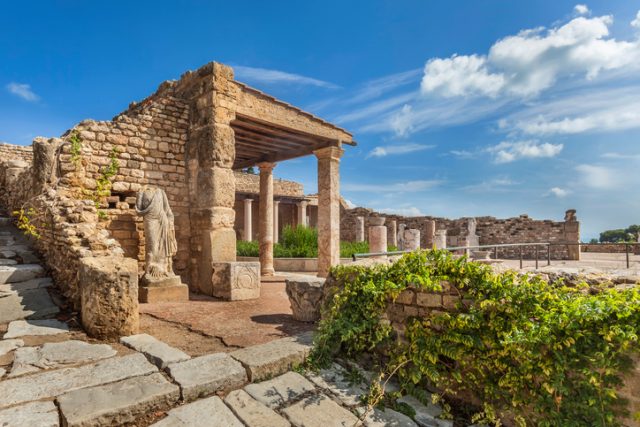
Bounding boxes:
285 277 325 322
211 262 261 301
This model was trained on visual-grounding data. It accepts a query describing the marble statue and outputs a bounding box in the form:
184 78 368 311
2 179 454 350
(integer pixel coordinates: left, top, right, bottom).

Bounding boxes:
136 187 178 281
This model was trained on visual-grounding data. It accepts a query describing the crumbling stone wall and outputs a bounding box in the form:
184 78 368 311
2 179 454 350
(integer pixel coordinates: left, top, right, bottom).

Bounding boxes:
234 171 303 197
341 207 578 260
0 142 33 163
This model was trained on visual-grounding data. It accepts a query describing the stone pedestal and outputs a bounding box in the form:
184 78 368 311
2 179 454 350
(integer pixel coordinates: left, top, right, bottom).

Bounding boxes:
424 220 436 248
388 220 398 248
434 230 447 249
285 277 325 322
403 229 421 251
355 216 365 242
139 275 189 303
211 261 261 300
369 225 387 257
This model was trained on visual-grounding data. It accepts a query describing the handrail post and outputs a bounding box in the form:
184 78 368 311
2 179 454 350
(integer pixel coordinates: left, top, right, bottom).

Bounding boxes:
519 246 523 269
494 246 498 260
535 245 539 269
547 244 551 266
626 244 630 269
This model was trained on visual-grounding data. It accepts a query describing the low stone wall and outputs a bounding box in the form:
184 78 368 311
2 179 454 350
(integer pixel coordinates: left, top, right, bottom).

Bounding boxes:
238 256 353 272
0 142 33 164
234 171 304 197
581 243 639 254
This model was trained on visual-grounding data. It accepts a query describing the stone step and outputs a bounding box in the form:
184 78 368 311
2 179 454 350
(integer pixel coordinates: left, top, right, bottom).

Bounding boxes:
0 217 11 227
0 287 60 324
0 259 17 266
244 371 315 409
0 264 44 284
9 340 117 378
57 372 180 427
224 389 290 427
281 393 361 427
0 401 59 427
230 333 313 382
305 363 368 407
120 333 190 369
357 407 418 427
0 338 24 357
397 395 451 427
151 395 244 427
3 319 69 339
0 352 157 408
167 353 247 402
0 277 52 293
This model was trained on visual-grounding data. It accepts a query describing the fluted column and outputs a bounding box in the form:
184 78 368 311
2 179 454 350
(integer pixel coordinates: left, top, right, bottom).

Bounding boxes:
274 200 280 243
297 200 308 227
314 145 344 277
258 162 276 276
243 199 253 241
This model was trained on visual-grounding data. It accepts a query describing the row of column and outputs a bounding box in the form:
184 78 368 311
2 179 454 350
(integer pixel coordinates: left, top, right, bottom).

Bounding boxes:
242 198 308 243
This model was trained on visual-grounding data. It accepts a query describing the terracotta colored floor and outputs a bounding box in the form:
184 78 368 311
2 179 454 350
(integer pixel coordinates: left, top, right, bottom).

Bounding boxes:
140 279 315 349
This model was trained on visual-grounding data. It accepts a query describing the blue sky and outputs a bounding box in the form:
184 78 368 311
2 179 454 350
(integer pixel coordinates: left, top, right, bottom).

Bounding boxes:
2 1 640 240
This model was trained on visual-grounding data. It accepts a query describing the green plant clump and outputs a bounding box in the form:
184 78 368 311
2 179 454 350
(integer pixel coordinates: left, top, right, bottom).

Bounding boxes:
68 130 83 167
12 207 40 239
92 147 120 217
310 249 640 426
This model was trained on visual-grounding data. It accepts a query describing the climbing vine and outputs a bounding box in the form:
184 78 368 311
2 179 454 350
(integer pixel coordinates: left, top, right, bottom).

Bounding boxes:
12 207 41 239
310 250 640 426
68 130 83 167
93 147 120 219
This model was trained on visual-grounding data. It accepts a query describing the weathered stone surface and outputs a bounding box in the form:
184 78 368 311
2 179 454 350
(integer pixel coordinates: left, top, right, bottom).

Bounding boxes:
0 401 59 427
224 389 290 427
139 282 189 303
230 333 312 381
0 367 5 378
357 407 417 427
397 395 451 427
120 333 190 369
151 396 243 427
285 276 325 322
0 264 44 284
80 256 139 340
9 340 117 377
0 287 59 323
210 261 261 300
305 363 368 407
0 338 24 356
57 372 180 427
0 258 17 265
3 319 69 339
0 277 52 293
244 371 315 409
315 146 343 278
282 393 360 427
403 229 421 251
167 352 247 401
0 353 157 408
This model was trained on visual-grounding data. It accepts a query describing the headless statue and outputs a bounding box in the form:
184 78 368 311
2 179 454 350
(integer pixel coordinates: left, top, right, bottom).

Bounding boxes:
136 187 178 280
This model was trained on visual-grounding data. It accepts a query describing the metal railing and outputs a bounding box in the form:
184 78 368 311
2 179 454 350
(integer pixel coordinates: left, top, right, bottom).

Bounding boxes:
353 242 639 269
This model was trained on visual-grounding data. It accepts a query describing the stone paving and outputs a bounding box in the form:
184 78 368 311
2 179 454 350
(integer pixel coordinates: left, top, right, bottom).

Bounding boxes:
0 217 460 426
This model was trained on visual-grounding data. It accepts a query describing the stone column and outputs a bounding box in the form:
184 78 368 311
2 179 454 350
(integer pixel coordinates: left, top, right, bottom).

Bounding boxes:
424 220 436 249
388 220 398 248
355 216 365 242
273 200 280 243
369 219 387 258
297 200 308 227
403 229 421 251
434 229 447 249
397 224 406 250
243 199 253 241
314 145 344 277
258 162 276 276
564 209 580 261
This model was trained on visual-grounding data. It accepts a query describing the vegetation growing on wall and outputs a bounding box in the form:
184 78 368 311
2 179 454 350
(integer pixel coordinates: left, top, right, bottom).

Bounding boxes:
310 250 640 426
12 207 41 239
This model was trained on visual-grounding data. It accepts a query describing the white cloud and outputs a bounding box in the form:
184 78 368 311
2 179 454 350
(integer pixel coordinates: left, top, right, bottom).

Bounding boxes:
487 140 563 163
632 11 640 29
549 187 570 197
343 179 442 193
335 92 415 124
602 152 640 160
450 149 475 159
6 82 39 102
420 13 640 99
233 66 339 89
346 69 421 105
574 4 590 16
575 164 617 189
367 143 434 158
378 206 425 216
462 177 517 193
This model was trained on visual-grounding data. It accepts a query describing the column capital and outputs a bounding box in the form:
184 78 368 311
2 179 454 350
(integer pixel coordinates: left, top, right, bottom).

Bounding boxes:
313 145 344 161
243 198 253 203
274 199 281 206
257 162 276 171
296 200 308 207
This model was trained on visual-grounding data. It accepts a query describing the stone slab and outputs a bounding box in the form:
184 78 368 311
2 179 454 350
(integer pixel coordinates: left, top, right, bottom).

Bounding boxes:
0 264 44 284
0 259 17 265
0 287 59 323
0 401 59 427
0 352 157 408
0 338 24 356
9 340 117 377
167 352 247 401
244 371 315 409
121 333 190 369
224 389 290 427
0 277 52 293
397 395 450 427
357 407 418 427
305 363 368 407
3 319 69 339
0 249 17 258
230 333 312 381
151 395 244 427
281 393 360 427
57 372 180 427
139 284 189 303
0 367 5 378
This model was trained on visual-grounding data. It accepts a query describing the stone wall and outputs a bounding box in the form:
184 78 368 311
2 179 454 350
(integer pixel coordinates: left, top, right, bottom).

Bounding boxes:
234 171 303 197
340 206 579 260
0 142 33 164
581 243 640 254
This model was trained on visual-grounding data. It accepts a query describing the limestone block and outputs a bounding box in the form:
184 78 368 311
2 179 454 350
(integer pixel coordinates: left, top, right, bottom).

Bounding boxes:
403 229 421 251
224 389 290 427
166 353 247 401
0 401 59 427
281 394 359 427
0 287 60 323
0 264 45 284
244 372 315 409
0 338 24 357
139 284 189 303
57 372 180 427
151 396 243 427
305 363 368 407
197 166 236 208
285 276 325 322
120 333 190 369
210 261 260 300
356 407 418 427
397 395 450 427
4 319 69 339
79 256 139 340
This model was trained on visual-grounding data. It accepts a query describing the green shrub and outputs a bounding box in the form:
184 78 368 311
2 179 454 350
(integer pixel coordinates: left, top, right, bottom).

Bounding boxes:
310 249 640 426
277 225 318 258
237 240 259 257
